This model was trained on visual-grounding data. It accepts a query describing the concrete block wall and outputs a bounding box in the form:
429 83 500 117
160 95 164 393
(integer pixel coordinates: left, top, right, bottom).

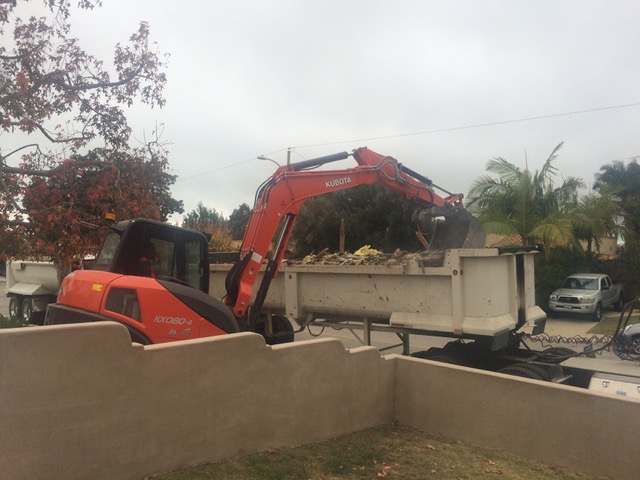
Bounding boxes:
1 323 639 479
394 355 640 480
0 323 394 480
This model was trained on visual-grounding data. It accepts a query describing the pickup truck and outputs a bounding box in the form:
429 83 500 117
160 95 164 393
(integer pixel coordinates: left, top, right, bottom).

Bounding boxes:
548 273 624 321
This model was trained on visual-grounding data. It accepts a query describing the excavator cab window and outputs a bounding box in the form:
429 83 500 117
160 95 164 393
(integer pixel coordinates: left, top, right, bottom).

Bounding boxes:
138 241 159 277
93 219 210 293
183 239 206 288
93 231 121 270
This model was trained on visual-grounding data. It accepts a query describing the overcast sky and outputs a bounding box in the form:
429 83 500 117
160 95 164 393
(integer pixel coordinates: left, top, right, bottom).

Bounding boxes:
26 1 640 220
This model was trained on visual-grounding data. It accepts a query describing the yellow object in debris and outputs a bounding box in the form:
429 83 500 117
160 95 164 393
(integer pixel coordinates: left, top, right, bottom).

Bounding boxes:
301 254 316 264
354 245 382 256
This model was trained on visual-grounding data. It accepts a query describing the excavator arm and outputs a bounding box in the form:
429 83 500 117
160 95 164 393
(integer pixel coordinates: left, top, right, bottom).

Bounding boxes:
224 147 484 328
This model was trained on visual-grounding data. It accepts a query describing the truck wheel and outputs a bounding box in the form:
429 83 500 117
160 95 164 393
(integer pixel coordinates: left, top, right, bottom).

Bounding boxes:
21 298 33 323
629 335 640 355
9 296 21 322
591 303 603 322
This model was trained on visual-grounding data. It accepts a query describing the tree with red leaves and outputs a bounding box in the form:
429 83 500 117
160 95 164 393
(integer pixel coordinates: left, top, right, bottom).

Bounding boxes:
0 1 183 265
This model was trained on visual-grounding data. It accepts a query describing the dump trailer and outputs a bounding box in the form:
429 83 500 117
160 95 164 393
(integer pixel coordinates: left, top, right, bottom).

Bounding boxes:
210 246 546 353
5 260 61 324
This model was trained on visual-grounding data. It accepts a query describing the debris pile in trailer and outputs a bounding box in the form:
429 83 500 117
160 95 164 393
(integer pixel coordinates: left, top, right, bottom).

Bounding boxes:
287 246 449 267
287 247 410 266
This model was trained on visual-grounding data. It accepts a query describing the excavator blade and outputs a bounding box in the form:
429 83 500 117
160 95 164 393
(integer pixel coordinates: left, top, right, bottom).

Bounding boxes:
428 214 486 250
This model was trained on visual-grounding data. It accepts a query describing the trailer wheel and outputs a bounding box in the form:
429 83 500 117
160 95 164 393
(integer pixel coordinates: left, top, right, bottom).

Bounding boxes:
8 296 21 321
255 315 294 345
21 298 33 323
498 363 550 381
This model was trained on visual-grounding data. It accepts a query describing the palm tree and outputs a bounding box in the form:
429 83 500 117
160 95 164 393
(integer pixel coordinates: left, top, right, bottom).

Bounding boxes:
467 143 584 256
594 159 640 241
572 191 623 254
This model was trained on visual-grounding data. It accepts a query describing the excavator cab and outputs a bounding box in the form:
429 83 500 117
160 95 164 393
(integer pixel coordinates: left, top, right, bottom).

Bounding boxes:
44 219 240 344
92 219 210 293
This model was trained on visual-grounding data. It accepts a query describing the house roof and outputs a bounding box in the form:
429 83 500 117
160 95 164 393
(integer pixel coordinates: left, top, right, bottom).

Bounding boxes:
484 233 522 248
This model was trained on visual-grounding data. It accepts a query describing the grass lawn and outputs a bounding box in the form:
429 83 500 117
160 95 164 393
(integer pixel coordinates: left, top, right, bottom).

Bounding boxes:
151 424 604 480
588 312 640 335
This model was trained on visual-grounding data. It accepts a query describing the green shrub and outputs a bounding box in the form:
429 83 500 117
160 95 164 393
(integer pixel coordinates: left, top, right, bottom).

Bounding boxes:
0 314 29 329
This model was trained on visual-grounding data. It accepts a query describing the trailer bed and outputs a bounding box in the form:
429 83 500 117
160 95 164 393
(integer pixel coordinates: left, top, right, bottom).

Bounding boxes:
210 248 546 350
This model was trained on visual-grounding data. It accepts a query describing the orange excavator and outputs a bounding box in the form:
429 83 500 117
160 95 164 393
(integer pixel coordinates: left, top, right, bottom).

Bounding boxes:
45 147 484 344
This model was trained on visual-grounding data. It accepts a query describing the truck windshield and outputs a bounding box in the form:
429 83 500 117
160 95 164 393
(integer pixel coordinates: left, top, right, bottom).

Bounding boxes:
563 278 597 290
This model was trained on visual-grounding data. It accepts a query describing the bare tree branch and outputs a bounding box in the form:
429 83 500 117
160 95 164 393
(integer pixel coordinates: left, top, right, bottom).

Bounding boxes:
0 164 63 176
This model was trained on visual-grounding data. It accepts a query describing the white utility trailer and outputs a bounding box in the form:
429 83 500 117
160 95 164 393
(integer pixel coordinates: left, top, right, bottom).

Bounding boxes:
5 260 60 324
210 247 547 354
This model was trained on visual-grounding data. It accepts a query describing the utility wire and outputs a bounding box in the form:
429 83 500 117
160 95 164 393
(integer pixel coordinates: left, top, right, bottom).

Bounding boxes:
178 102 640 181
294 102 640 149
178 148 288 182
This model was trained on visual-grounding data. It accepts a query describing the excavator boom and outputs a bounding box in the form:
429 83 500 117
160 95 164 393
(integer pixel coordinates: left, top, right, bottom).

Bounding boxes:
225 147 485 326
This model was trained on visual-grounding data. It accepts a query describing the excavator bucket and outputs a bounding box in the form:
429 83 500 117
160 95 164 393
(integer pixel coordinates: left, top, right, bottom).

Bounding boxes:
428 212 486 250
